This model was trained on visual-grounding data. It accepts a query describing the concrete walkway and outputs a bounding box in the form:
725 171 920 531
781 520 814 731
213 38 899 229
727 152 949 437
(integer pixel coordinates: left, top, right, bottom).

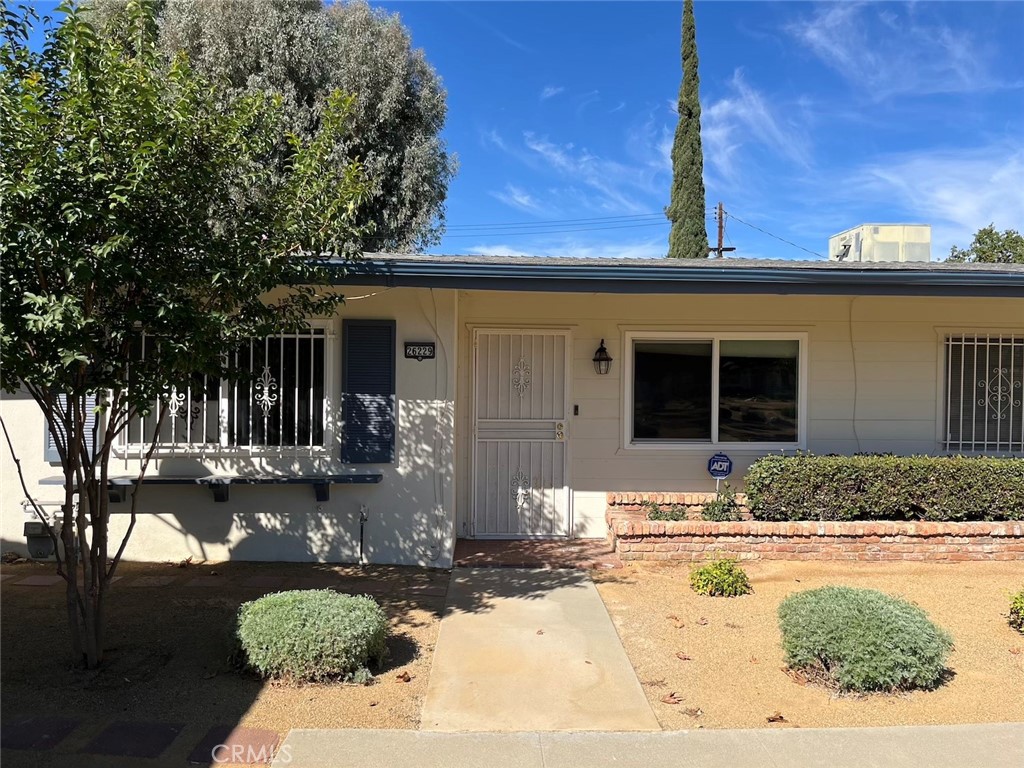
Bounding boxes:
272 723 1024 768
420 568 659 732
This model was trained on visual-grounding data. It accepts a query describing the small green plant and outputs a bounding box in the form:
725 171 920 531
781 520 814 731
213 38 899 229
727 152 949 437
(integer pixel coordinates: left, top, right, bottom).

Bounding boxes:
643 499 689 521
778 586 953 693
701 483 742 522
689 558 752 597
1009 589 1024 633
233 590 388 683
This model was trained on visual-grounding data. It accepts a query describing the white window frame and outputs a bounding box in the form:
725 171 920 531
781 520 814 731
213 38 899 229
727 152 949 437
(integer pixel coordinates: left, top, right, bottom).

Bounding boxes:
937 330 1024 455
115 319 336 458
621 330 808 452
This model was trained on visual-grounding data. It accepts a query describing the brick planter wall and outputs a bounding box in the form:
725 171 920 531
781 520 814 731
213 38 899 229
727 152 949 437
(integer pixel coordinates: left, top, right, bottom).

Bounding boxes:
607 504 1024 563
606 491 751 520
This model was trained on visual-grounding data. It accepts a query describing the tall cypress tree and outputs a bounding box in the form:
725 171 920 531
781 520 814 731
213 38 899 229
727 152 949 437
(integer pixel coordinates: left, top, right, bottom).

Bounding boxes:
667 0 708 259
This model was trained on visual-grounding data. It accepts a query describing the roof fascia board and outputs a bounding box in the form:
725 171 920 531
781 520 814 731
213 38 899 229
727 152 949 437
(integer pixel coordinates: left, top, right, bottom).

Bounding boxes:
327 260 1024 298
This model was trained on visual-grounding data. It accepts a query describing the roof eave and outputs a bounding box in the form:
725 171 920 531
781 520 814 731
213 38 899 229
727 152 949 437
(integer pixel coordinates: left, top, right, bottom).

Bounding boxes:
326 259 1024 299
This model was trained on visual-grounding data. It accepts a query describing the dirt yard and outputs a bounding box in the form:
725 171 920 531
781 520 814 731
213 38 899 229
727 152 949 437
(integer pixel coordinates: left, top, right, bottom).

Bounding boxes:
1 560 447 739
594 560 1024 730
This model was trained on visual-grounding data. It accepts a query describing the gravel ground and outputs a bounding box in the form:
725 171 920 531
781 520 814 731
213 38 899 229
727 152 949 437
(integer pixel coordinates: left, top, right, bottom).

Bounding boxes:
1 561 447 735
593 560 1024 730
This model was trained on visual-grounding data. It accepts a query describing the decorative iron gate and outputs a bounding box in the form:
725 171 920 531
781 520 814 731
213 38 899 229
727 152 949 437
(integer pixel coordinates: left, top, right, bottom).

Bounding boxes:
472 329 571 537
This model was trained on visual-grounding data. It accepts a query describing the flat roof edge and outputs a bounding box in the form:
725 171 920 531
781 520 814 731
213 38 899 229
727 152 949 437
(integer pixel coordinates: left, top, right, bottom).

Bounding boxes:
327 259 1024 298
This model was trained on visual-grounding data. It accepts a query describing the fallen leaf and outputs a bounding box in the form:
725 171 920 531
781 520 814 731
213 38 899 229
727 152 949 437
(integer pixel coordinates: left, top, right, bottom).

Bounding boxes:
369 701 379 707
536 629 544 635
725 622 742 629
697 617 708 626
584 660 592 665
642 678 667 688
682 707 703 718
395 672 412 683
749 656 759 664
675 652 693 661
666 614 679 621
660 692 682 705
782 667 808 686
767 711 787 723
1010 647 1022 655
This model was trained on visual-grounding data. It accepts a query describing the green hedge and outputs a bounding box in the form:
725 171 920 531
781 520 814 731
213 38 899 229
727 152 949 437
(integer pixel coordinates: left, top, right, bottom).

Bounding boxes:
745 454 1024 522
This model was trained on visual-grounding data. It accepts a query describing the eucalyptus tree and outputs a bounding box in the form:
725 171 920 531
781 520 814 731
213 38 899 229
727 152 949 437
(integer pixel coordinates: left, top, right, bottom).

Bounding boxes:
0 0 366 668
89 0 456 252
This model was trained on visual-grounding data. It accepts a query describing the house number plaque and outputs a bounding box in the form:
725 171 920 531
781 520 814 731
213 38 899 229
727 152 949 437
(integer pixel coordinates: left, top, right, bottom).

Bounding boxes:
404 342 436 361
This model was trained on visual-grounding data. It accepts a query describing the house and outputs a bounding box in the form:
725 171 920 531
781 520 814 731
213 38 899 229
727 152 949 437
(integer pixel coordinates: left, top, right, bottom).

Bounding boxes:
2 255 1022 568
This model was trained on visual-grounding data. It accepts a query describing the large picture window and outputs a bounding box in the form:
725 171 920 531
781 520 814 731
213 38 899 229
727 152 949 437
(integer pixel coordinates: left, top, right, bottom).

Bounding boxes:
628 334 802 447
944 334 1023 452
122 327 329 452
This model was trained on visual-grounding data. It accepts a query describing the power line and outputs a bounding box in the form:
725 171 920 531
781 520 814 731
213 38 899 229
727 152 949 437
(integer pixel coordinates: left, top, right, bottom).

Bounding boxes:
444 210 719 231
724 212 825 259
445 212 665 230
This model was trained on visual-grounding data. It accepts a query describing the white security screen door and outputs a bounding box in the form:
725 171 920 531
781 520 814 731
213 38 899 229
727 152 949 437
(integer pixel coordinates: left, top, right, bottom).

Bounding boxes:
472 330 570 537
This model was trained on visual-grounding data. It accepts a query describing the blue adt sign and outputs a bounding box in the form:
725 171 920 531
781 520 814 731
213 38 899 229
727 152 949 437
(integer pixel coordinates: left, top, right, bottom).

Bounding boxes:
707 453 733 480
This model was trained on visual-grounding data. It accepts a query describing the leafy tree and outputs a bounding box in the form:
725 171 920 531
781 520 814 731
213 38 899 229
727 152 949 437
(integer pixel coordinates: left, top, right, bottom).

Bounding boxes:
666 0 707 259
948 224 1024 264
88 0 456 252
0 0 366 668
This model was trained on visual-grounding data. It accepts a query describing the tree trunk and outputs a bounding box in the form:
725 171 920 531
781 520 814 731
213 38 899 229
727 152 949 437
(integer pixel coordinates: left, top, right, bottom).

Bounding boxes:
61 502 84 663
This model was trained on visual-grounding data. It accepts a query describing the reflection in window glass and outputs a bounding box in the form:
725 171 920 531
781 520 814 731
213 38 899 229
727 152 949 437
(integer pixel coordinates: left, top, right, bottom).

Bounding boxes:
632 341 712 441
718 340 798 442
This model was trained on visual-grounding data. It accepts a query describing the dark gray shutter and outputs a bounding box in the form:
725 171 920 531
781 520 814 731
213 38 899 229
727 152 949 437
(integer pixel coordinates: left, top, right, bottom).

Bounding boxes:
341 320 396 464
44 393 99 463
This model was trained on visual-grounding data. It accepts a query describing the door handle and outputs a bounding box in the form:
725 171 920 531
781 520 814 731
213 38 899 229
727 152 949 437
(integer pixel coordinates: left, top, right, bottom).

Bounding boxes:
555 422 565 440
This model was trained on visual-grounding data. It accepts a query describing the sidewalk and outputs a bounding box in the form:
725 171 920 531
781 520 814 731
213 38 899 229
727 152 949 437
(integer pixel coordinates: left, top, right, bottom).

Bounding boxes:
420 568 658 731
273 723 1024 768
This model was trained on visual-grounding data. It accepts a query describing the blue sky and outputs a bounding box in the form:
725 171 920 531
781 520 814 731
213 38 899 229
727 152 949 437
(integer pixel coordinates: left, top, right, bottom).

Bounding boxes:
24 1 1024 260
372 0 1024 259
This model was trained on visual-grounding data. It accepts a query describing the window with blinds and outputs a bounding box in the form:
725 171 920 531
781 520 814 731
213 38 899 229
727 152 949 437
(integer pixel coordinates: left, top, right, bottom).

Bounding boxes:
945 334 1024 452
44 393 100 463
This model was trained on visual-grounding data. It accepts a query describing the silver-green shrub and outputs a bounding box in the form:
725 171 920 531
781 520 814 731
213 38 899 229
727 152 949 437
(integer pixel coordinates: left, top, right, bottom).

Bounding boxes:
234 590 388 683
778 586 953 693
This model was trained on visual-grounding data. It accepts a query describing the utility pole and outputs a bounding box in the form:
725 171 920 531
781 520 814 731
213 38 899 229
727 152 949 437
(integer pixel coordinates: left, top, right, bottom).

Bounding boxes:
709 201 736 258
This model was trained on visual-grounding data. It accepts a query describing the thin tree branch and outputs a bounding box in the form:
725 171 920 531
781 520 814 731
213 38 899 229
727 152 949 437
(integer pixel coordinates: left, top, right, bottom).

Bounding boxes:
0 415 67 577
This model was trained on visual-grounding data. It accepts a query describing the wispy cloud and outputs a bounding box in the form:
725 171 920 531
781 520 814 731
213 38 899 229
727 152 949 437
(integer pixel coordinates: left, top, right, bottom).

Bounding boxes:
844 144 1024 256
520 131 658 215
480 128 507 152
702 69 811 182
540 85 565 101
787 2 1014 100
490 183 545 215
467 236 666 260
574 89 600 116
449 3 533 54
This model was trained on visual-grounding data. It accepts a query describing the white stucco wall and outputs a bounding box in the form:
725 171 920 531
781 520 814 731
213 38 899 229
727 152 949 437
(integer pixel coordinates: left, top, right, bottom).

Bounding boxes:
0 286 459 567
454 291 1024 539
3 285 1021 563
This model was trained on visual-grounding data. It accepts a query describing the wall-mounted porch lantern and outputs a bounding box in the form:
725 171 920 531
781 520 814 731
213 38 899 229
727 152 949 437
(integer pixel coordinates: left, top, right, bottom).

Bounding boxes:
593 339 613 375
